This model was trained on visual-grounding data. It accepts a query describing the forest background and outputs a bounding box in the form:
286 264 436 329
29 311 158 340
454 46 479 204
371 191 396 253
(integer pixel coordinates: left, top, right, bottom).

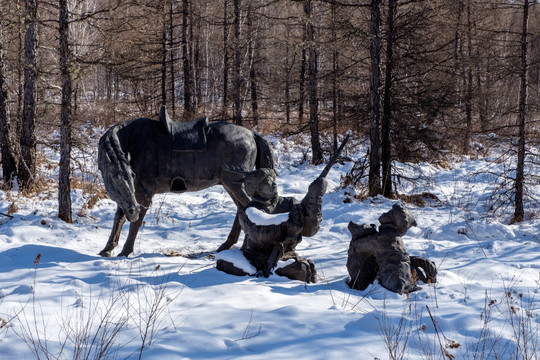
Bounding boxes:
0 0 539 224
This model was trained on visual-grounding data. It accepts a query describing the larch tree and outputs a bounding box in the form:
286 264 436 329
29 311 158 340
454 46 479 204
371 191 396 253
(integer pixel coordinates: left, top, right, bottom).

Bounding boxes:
232 0 242 125
182 0 194 118
18 0 38 192
161 0 168 107
0 14 18 187
512 0 531 224
222 0 230 119
169 0 177 117
381 0 396 198
58 0 72 223
368 0 382 197
305 0 323 165
247 2 259 127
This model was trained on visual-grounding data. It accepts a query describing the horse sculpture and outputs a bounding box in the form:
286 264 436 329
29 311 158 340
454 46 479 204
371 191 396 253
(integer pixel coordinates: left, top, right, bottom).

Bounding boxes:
97 105 274 257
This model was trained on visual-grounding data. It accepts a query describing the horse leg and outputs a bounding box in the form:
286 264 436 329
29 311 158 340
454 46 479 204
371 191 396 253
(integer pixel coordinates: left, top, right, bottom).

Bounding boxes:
217 211 242 252
118 202 149 257
99 206 127 257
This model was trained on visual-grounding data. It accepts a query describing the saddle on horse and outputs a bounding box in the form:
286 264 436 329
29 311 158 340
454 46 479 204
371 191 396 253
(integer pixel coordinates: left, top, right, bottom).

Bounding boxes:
159 105 208 152
158 105 209 192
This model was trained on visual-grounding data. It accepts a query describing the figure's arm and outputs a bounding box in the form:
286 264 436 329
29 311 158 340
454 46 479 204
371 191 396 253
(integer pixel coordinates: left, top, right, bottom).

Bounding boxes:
300 177 327 237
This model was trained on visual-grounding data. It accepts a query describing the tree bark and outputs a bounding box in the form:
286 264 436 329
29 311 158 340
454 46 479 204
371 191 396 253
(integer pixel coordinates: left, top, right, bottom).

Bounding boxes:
58 0 72 223
305 0 323 165
285 27 291 125
161 0 168 107
331 3 338 151
222 0 229 119
193 3 202 110
368 0 382 197
299 27 306 123
16 0 24 150
247 3 259 127
462 0 473 155
512 0 530 224
0 16 18 186
381 0 396 198
169 0 176 116
182 0 193 118
19 0 38 191
233 0 242 126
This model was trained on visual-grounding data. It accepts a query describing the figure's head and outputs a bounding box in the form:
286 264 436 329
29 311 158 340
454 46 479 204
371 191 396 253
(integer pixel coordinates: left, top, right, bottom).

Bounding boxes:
378 203 417 236
244 168 278 202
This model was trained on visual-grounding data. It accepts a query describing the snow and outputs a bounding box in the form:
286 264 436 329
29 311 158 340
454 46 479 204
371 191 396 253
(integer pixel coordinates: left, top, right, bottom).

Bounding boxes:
0 134 539 359
245 206 289 225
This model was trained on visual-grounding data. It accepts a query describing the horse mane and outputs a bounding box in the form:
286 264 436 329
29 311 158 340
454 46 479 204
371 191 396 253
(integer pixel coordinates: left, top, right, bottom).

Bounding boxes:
98 124 135 205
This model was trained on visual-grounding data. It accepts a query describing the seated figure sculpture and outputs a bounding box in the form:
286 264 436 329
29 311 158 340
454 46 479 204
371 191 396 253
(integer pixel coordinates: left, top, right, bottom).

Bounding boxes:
216 168 325 283
346 203 437 294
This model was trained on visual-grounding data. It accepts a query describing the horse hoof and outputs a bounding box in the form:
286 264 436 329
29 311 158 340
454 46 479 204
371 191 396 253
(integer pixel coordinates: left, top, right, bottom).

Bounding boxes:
117 251 130 257
99 250 112 258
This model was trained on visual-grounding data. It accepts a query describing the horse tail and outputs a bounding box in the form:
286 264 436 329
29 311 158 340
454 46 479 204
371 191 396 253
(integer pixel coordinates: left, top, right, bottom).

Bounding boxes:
98 124 136 207
254 132 275 170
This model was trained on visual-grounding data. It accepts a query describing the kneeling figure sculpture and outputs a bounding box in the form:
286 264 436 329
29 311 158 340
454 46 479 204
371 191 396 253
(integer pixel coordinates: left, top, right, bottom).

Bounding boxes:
216 135 350 283
347 203 437 294
216 168 324 283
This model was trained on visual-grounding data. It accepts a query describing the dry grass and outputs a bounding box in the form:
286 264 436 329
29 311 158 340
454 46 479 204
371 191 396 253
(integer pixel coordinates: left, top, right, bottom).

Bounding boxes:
396 192 443 208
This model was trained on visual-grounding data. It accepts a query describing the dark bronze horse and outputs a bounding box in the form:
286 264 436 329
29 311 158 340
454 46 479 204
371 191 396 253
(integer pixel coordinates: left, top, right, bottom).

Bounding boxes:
98 106 274 257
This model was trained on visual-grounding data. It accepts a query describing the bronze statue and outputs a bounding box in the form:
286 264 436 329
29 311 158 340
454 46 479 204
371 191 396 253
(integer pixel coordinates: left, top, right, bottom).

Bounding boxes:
216 168 323 283
98 105 274 257
347 203 437 294
216 135 350 283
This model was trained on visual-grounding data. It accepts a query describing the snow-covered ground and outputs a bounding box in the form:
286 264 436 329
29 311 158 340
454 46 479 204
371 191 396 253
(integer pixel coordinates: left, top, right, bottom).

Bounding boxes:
0 132 539 359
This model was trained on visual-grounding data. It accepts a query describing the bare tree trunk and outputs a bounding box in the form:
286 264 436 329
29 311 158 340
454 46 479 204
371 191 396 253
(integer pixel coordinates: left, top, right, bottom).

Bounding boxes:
16 0 24 148
453 1 463 81
368 0 382 197
169 1 176 117
0 16 17 186
182 0 193 118
331 3 338 151
381 0 396 198
462 0 473 155
58 0 72 223
19 0 38 191
222 0 229 119
161 0 168 107
247 3 259 127
285 29 291 125
512 0 530 224
299 29 306 123
477 46 489 133
284 26 294 125
304 0 324 165
305 0 322 165
193 3 202 110
233 0 242 126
